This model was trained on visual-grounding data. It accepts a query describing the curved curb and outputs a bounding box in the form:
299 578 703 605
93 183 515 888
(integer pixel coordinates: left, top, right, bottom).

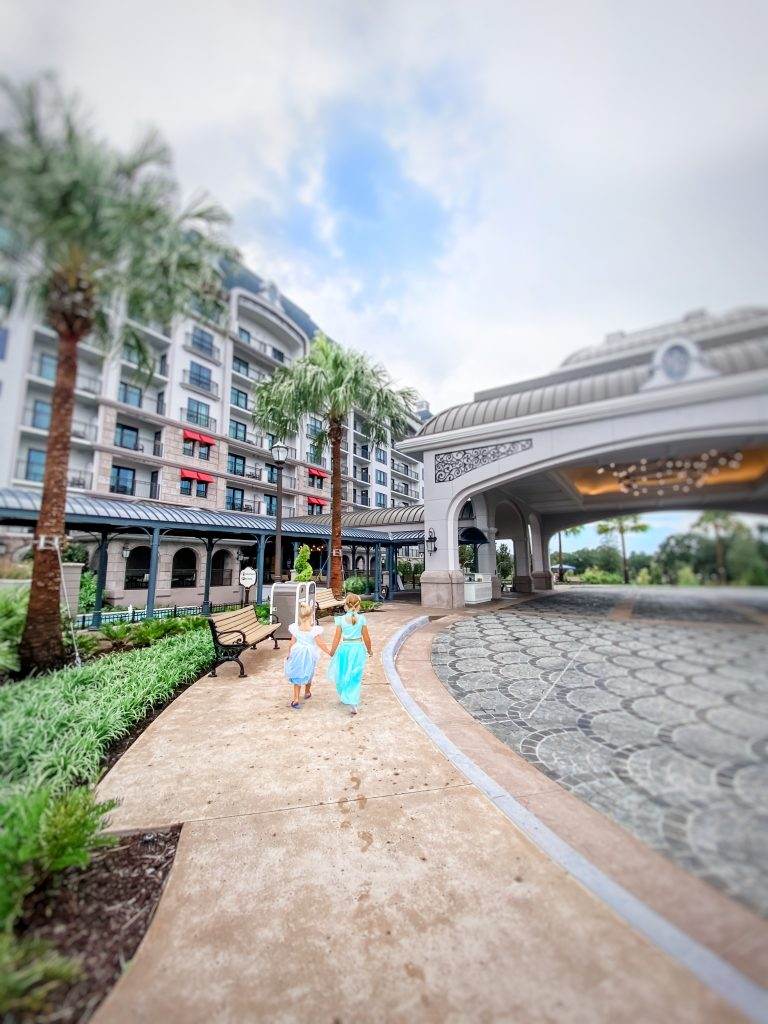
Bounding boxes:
383 616 768 1024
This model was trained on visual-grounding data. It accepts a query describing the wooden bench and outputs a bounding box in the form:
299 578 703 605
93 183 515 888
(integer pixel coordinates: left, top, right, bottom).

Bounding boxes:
207 606 279 677
314 587 345 616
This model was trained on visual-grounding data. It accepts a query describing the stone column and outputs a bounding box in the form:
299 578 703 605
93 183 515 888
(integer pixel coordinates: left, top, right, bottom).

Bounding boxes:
529 516 553 591
420 494 466 610
476 526 500 598
512 535 533 593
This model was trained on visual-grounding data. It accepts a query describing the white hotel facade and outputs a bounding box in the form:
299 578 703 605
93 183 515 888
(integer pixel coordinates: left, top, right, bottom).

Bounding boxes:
0 263 428 602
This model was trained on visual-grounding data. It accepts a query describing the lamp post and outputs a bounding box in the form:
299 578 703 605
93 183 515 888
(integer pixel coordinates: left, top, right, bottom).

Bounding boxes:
271 443 289 583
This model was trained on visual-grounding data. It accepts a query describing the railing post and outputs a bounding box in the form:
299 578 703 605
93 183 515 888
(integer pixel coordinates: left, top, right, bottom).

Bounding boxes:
202 537 214 615
145 526 160 619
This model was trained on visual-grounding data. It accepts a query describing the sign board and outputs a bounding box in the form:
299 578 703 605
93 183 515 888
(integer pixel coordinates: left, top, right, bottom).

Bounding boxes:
332 548 343 557
239 566 257 588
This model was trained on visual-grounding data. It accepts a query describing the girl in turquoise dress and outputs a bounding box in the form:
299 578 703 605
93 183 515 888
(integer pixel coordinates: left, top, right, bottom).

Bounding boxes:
327 594 372 715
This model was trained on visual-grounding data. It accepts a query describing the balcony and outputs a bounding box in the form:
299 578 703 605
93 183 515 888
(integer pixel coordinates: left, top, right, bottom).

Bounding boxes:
225 498 260 514
391 460 420 481
234 332 291 367
14 458 93 490
229 393 252 414
307 453 327 469
232 362 268 384
184 331 221 364
182 369 219 397
392 481 417 498
20 408 98 442
353 469 370 484
353 444 370 461
109 479 160 499
180 407 217 431
228 425 266 448
122 346 169 378
28 356 101 395
264 472 297 490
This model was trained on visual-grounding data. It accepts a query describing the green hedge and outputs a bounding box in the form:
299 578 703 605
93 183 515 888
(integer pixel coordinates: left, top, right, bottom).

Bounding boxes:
0 628 214 801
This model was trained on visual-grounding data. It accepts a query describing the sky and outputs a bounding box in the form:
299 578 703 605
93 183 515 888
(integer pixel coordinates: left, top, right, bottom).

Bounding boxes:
3 0 767 553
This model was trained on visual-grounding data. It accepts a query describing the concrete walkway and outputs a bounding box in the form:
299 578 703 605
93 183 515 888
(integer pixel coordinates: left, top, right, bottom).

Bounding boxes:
94 604 755 1023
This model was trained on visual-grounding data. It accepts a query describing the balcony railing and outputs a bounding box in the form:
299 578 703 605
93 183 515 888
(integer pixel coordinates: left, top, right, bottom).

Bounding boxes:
236 333 291 366
391 461 420 481
353 445 370 460
21 408 98 442
264 472 297 489
29 356 102 395
232 363 268 384
225 499 260 514
185 331 221 363
183 369 219 397
392 482 417 497
180 407 217 431
109 480 160 499
229 393 252 412
228 425 266 448
307 453 327 468
14 459 93 489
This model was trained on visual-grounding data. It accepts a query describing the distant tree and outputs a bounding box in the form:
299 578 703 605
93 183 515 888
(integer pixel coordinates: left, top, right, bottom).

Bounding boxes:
596 515 649 584
692 511 739 584
495 542 513 580
554 525 583 581
459 544 475 573
726 532 768 585
627 551 653 579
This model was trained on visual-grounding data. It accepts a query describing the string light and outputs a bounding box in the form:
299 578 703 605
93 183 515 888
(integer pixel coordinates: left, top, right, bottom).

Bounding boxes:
596 450 743 497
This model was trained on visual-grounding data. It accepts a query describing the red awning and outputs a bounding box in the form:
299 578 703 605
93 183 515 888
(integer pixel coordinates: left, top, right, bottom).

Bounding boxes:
308 467 329 478
307 495 329 506
180 469 215 483
197 433 215 446
183 429 202 442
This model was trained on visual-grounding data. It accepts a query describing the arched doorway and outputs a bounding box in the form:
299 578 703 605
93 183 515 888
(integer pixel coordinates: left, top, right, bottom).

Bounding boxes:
171 547 197 588
124 545 151 590
211 549 232 587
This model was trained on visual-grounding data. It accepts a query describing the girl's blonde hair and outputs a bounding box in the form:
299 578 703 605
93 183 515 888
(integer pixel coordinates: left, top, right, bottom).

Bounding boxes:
343 592 361 624
298 601 314 626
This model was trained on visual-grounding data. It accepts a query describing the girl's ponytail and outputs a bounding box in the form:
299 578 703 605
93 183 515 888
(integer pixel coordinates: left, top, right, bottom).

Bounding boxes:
344 592 361 625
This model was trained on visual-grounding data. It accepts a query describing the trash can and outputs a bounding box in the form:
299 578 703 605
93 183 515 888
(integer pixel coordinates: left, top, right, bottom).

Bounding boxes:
270 581 317 639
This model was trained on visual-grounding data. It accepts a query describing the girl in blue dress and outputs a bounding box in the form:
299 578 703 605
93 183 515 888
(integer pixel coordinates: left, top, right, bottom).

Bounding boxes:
284 602 330 709
327 593 372 715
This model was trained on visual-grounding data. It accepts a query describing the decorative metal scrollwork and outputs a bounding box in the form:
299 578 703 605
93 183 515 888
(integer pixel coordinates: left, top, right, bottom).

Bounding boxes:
434 439 533 483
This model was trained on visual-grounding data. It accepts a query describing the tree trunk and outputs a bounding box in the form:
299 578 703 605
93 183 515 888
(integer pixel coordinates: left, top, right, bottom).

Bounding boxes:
558 532 563 583
329 419 343 598
620 528 629 584
714 526 726 584
18 331 80 674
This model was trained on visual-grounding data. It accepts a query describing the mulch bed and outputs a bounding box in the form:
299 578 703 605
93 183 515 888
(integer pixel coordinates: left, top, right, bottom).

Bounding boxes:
17 826 181 1023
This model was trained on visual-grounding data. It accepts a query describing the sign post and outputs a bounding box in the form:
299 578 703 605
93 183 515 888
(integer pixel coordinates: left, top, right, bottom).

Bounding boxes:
239 565 257 606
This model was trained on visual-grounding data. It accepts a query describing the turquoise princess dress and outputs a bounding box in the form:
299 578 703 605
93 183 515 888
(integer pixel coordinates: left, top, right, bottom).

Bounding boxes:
327 613 368 706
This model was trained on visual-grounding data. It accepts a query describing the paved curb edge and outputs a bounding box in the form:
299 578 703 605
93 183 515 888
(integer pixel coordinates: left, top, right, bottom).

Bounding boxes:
383 615 768 1024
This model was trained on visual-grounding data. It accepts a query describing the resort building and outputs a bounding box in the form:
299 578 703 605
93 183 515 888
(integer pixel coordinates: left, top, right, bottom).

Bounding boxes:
0 263 428 606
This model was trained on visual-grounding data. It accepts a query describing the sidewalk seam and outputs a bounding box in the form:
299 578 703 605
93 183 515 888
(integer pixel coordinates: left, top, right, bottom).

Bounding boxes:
383 615 768 1024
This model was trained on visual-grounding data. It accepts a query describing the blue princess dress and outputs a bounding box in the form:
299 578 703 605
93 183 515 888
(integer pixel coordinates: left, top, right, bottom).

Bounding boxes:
327 613 368 706
284 624 323 685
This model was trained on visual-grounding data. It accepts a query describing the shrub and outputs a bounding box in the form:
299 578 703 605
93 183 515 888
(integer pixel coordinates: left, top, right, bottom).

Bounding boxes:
97 621 134 651
635 567 652 586
0 588 28 676
78 570 97 612
359 599 380 612
0 559 32 580
0 788 116 929
343 576 369 595
0 934 80 1017
293 544 313 582
254 602 271 623
581 567 623 584
675 564 700 587
0 628 214 800
61 542 89 564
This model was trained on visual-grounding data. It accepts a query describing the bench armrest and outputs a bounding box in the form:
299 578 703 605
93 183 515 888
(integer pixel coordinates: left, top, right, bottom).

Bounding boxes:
216 628 246 644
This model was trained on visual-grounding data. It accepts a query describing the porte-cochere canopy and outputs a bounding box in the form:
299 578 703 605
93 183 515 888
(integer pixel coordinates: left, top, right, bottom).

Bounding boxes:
398 307 768 607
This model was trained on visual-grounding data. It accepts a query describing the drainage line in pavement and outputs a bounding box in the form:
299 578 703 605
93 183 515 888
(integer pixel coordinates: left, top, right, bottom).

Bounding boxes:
383 615 768 1024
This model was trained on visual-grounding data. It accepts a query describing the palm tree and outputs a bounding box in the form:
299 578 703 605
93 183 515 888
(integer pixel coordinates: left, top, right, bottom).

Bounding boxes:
0 76 231 674
555 524 583 582
252 334 416 596
692 510 738 584
596 514 649 584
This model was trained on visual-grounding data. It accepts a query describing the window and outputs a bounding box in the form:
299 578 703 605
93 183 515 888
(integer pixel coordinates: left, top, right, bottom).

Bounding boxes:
110 465 135 495
156 391 165 415
31 399 51 430
158 353 168 376
191 326 215 356
230 386 248 409
307 503 323 516
211 549 232 587
265 432 277 449
115 424 140 450
376 492 387 508
233 356 249 376
118 381 142 407
0 326 7 359
229 420 247 441
39 352 57 381
25 448 46 482
183 439 195 457
198 443 211 461
308 474 324 489
124 546 150 590
238 326 251 344
266 465 278 484
188 361 212 390
265 494 278 516
307 415 323 438
376 447 387 464
271 347 284 362
228 454 245 476
153 431 163 457
196 480 209 498
171 547 197 588
376 470 387 486
187 398 210 426
226 486 244 511
180 478 192 496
